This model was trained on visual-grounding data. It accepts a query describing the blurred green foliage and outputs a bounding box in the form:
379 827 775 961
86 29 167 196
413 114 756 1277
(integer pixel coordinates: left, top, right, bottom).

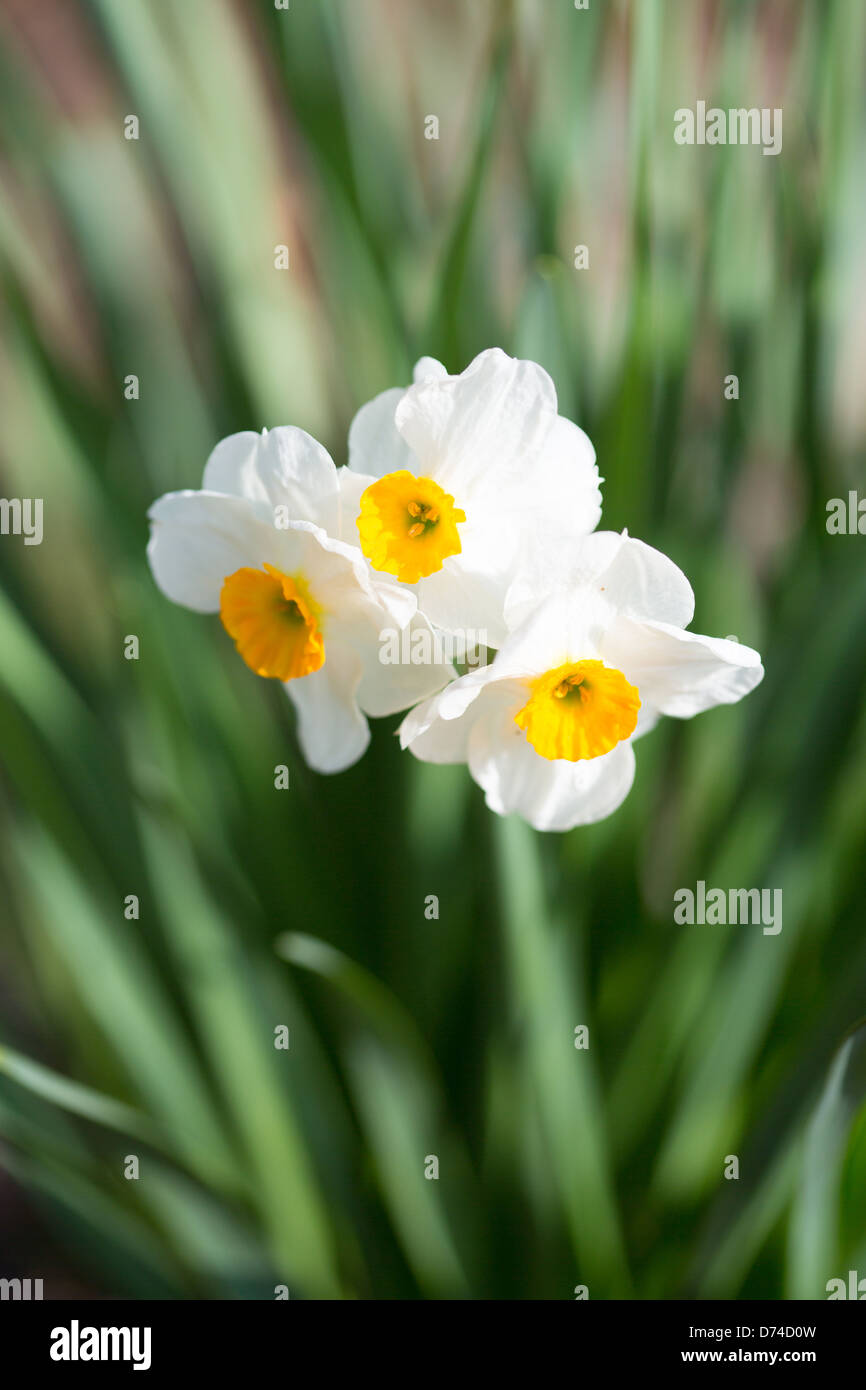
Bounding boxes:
0 0 865 1299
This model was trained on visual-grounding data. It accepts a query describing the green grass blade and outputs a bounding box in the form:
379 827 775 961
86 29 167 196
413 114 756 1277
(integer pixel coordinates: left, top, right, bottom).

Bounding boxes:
0 1045 157 1147
788 1021 866 1298
494 814 631 1296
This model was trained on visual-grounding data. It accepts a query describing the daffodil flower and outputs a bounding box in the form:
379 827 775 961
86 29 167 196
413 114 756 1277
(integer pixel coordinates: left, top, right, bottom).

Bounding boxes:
148 427 454 773
399 532 764 831
348 349 602 645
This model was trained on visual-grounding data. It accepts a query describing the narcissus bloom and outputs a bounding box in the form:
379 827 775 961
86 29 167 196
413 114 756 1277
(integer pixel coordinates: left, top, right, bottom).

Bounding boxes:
148 427 454 773
348 349 602 644
399 532 764 831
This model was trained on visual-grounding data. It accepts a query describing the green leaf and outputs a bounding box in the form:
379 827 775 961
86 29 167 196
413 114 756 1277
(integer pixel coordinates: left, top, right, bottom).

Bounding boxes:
788 1021 866 1298
493 814 631 1295
278 931 477 1297
0 1045 157 1147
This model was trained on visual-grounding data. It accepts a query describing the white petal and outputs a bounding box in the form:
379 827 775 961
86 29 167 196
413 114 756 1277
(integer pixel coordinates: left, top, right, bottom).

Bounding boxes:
468 710 637 832
633 702 661 742
347 387 414 479
203 427 340 533
336 466 371 543
285 645 370 774
520 414 602 536
434 662 510 721
148 491 283 611
506 530 694 632
291 524 407 631
505 530 618 630
490 592 614 679
413 356 448 383
603 617 764 717
394 348 559 494
594 534 695 628
399 690 471 763
400 674 522 763
199 432 261 496
355 613 456 718
415 557 513 648
345 361 447 480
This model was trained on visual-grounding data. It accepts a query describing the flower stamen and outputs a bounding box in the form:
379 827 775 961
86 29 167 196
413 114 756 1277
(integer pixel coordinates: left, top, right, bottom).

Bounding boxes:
357 470 465 582
515 659 640 761
220 564 324 681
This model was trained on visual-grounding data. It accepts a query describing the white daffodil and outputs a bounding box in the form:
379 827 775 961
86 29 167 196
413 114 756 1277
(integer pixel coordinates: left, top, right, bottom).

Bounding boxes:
347 349 602 645
399 531 764 832
148 426 454 773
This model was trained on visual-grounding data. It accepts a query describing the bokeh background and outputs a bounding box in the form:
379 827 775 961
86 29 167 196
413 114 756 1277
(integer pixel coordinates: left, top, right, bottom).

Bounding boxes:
1 0 866 1301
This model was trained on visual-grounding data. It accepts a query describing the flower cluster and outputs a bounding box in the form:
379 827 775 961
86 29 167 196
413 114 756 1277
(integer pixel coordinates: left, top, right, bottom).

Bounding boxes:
148 349 763 830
